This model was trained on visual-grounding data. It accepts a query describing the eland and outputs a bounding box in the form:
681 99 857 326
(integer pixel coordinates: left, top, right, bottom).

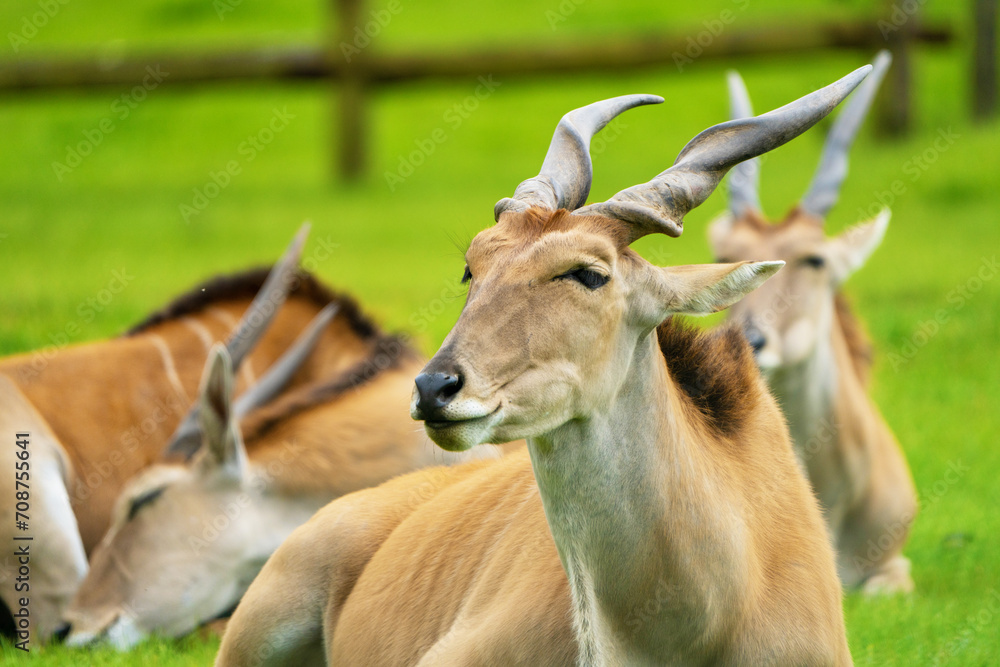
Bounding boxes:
217 66 872 666
709 51 918 593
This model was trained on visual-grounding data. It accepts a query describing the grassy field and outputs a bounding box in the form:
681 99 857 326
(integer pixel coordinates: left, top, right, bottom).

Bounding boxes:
1 0 998 664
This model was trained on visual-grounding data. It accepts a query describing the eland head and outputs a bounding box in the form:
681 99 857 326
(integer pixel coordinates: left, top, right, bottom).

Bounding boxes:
709 52 893 372
410 66 872 452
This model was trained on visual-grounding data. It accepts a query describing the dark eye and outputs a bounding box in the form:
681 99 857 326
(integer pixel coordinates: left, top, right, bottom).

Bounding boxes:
127 487 165 521
461 265 472 284
555 268 610 290
715 257 734 264
801 255 826 269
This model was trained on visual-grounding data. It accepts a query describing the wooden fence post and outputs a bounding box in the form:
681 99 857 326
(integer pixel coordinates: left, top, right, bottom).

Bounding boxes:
336 0 367 180
973 0 998 120
877 0 914 136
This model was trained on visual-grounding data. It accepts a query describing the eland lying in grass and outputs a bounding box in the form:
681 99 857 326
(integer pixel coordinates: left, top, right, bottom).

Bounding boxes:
218 66 871 666
0 226 471 645
60 246 502 649
0 227 323 643
709 51 917 594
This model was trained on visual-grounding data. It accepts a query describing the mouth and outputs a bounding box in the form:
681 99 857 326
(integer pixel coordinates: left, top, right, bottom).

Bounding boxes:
424 405 501 431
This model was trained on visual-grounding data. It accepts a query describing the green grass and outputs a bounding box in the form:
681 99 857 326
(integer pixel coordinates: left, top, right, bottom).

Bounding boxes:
1 0 998 664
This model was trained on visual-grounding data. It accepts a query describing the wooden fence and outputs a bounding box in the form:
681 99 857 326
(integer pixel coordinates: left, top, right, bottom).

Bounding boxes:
0 2 959 180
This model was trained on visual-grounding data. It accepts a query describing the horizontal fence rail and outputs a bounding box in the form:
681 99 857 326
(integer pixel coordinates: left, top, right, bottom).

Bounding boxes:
0 18 954 178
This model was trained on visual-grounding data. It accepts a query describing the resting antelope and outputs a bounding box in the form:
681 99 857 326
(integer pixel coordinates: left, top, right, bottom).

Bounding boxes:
1 228 315 643
219 66 871 666
0 226 416 643
60 241 504 649
709 51 917 593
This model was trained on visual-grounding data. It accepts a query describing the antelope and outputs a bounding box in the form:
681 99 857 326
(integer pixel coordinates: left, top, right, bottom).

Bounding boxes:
0 225 408 643
709 51 918 594
61 336 501 650
218 65 872 666
0 226 329 559
61 260 506 649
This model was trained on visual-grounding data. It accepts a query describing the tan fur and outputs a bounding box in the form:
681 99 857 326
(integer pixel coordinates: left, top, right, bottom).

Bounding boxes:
710 209 917 593
220 209 850 666
0 269 380 553
57 272 507 646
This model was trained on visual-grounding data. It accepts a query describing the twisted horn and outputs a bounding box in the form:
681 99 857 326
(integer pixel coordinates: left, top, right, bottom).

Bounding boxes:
164 223 310 459
725 70 762 218
225 223 310 369
494 94 663 220
575 65 872 243
801 51 892 219
231 303 339 418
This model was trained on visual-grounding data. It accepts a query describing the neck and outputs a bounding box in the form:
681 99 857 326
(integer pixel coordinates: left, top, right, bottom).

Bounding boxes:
527 334 744 665
766 314 838 461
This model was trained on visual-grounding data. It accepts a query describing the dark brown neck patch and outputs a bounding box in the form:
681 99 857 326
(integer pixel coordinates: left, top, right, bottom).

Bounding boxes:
656 318 761 437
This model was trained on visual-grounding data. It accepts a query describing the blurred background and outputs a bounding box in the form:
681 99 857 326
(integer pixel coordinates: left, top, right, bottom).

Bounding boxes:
1 0 998 664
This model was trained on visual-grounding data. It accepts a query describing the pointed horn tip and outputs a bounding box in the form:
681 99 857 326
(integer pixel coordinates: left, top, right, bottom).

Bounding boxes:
607 93 663 106
291 223 311 249
316 302 340 324
845 64 873 87
590 93 664 112
806 64 872 112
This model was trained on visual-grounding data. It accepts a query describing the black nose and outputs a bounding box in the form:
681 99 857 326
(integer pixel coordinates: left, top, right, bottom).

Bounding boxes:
744 326 766 352
414 371 463 416
53 622 71 643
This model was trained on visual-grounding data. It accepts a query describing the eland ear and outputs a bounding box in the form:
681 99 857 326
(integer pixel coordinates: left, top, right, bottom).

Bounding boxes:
656 261 784 317
829 208 890 284
197 344 247 477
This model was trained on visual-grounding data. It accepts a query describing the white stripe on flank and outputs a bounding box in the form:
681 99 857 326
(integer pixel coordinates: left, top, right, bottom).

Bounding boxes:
181 316 215 351
149 334 190 404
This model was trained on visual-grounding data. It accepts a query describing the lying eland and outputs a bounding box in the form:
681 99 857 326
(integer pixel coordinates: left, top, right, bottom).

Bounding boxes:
709 51 918 593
